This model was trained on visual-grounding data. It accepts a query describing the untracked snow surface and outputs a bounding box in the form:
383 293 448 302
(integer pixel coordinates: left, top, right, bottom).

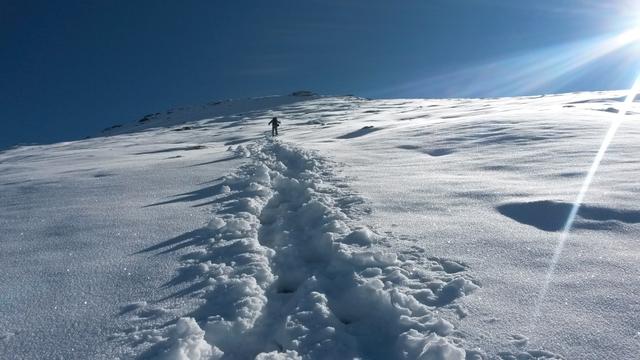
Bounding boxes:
1 92 640 359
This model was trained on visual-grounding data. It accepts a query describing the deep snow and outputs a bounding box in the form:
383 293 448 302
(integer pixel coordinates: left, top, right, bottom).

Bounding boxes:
1 92 639 359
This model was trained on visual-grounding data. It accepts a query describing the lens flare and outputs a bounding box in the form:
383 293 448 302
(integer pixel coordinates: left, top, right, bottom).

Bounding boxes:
372 29 640 98
534 75 640 318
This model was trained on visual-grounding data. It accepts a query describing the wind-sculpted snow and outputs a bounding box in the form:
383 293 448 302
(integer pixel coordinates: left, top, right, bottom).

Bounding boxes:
5 91 635 359
130 140 480 359
497 200 640 232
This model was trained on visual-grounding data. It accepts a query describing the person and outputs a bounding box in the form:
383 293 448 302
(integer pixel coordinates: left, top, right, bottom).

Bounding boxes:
268 117 281 136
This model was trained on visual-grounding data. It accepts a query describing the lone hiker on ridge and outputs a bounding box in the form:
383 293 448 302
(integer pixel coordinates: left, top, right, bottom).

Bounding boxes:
268 117 281 136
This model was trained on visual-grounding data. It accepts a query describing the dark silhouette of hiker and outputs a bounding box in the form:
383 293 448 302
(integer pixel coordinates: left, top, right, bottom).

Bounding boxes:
268 117 281 136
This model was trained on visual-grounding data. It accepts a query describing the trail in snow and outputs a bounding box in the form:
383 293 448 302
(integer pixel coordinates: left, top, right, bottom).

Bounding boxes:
119 139 565 360
128 139 478 359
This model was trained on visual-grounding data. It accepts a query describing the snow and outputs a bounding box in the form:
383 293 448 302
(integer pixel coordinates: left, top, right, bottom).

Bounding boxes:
154 318 220 360
132 140 478 359
1 91 639 359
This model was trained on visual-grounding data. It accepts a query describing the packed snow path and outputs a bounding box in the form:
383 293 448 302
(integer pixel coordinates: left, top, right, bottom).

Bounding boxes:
129 140 483 359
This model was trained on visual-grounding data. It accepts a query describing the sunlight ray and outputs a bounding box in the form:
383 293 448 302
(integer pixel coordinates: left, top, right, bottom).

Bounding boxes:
534 75 640 318
374 29 640 98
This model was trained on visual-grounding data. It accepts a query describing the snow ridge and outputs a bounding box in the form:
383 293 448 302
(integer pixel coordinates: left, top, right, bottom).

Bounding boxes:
135 139 480 359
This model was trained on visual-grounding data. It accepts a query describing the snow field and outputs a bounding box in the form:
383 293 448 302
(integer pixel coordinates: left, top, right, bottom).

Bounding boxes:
3 91 637 359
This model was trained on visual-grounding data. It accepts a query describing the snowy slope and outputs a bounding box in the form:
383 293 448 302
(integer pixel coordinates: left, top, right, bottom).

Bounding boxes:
1 91 639 359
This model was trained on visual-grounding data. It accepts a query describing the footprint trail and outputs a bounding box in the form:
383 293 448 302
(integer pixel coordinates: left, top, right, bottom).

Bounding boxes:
132 140 479 359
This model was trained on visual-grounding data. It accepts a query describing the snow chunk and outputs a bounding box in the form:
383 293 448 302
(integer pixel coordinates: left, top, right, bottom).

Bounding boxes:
343 226 380 246
158 318 222 360
207 217 226 231
397 330 465 360
255 350 302 360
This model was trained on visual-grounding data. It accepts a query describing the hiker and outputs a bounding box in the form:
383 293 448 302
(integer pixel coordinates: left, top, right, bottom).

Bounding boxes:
268 117 281 136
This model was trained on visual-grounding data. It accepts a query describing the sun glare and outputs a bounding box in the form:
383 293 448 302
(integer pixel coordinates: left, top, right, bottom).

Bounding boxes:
615 27 640 46
533 25 640 320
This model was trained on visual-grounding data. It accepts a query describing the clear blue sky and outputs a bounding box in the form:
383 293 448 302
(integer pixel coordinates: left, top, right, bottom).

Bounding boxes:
1 0 639 149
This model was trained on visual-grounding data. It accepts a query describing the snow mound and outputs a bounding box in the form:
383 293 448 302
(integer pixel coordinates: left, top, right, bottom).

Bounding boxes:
497 200 640 232
129 140 480 359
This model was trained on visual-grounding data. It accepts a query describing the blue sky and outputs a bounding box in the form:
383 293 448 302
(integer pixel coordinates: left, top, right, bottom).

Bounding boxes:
1 0 639 148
